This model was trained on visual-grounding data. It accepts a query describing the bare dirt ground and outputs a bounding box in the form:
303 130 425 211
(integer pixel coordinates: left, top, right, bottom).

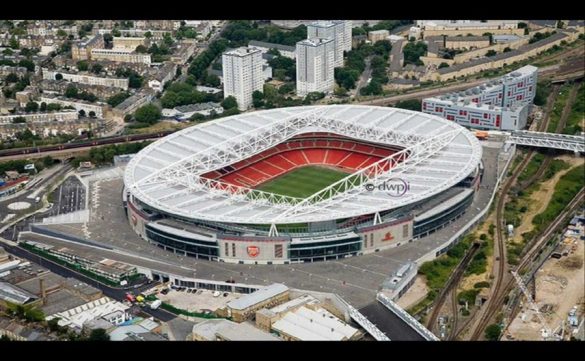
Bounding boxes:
505 240 585 341
396 276 429 309
512 156 584 244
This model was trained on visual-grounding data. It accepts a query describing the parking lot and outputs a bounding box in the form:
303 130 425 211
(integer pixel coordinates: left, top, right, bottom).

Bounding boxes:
156 287 241 313
45 175 86 217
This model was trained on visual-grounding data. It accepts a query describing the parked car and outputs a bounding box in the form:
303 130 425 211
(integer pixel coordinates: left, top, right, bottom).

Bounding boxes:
212 291 221 297
223 292 229 297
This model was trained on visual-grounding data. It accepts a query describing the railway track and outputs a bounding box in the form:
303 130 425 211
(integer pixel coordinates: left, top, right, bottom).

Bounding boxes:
425 242 481 335
465 83 565 339
469 187 584 340
0 131 173 160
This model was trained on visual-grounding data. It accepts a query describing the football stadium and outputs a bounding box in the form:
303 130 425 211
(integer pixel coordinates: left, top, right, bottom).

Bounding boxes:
124 105 483 264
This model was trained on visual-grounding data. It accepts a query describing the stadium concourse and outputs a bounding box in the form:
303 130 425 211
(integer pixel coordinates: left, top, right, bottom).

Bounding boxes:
123 105 483 265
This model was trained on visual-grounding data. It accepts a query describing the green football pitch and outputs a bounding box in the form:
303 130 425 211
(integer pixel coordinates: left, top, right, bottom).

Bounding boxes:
255 166 351 199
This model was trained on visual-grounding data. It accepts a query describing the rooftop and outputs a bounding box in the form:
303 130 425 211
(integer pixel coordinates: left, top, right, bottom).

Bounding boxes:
227 283 288 311
223 46 262 57
192 319 280 341
271 306 359 341
0 281 38 305
249 40 296 53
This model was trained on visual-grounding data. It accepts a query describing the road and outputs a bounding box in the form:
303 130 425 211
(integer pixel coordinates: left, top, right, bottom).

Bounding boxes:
354 56 373 97
3 243 177 322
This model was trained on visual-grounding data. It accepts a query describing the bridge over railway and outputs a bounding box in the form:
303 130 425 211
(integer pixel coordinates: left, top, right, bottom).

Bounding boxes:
507 130 585 153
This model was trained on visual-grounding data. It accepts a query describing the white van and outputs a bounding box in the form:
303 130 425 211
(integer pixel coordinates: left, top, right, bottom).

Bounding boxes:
212 291 221 297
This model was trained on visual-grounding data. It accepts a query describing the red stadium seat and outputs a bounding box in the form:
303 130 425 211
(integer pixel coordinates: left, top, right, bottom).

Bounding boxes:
204 134 405 189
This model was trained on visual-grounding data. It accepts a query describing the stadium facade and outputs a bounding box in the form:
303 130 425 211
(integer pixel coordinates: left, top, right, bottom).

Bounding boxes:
124 105 483 264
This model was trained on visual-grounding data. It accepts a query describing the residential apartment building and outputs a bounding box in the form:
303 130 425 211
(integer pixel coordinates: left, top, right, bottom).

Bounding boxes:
368 30 390 43
307 21 347 67
295 38 335 97
248 41 296 59
90 48 152 65
112 37 149 50
38 96 109 118
0 110 78 125
112 91 155 119
422 65 537 131
222 47 264 111
42 69 129 90
170 40 197 65
71 34 105 61
147 62 177 92
0 65 28 78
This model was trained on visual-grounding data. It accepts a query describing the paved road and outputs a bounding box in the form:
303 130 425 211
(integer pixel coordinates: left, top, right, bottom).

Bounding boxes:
359 302 425 340
2 244 177 322
354 56 373 97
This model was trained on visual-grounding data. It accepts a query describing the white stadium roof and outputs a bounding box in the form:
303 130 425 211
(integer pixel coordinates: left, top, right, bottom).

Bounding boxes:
125 105 482 225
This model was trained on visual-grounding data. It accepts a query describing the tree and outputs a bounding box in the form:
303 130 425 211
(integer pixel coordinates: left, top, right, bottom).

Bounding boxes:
78 110 86 117
90 63 103 74
205 73 221 87
438 62 450 69
76 60 89 71
278 83 295 95
65 85 78 98
394 99 421 111
503 47 512 53
252 90 265 108
103 33 113 48
334 87 348 97
47 103 62 111
2 48 14 56
88 328 110 341
135 45 148 54
56 29 67 38
112 29 121 37
221 96 238 110
55 73 63 80
12 116 26 123
18 59 35 72
107 92 131 107
4 302 45 322
485 50 497 57
124 114 133 122
144 31 152 39
25 101 39 113
190 113 206 121
9 36 19 49
40 102 47 112
134 104 161 124
88 111 96 118
485 324 502 341
4 73 19 83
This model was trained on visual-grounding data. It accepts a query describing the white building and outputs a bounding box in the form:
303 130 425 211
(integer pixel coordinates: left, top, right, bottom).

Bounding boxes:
307 20 349 67
42 69 129 90
222 47 264 111
148 62 177 92
0 110 79 124
46 296 130 331
162 102 224 120
90 48 152 65
296 38 335 97
248 41 296 59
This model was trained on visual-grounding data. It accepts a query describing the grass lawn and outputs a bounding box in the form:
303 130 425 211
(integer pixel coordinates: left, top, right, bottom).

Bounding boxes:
255 165 351 198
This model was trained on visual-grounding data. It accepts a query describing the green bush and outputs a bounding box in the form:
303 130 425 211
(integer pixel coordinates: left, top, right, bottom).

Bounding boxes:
458 289 480 305
474 281 491 288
